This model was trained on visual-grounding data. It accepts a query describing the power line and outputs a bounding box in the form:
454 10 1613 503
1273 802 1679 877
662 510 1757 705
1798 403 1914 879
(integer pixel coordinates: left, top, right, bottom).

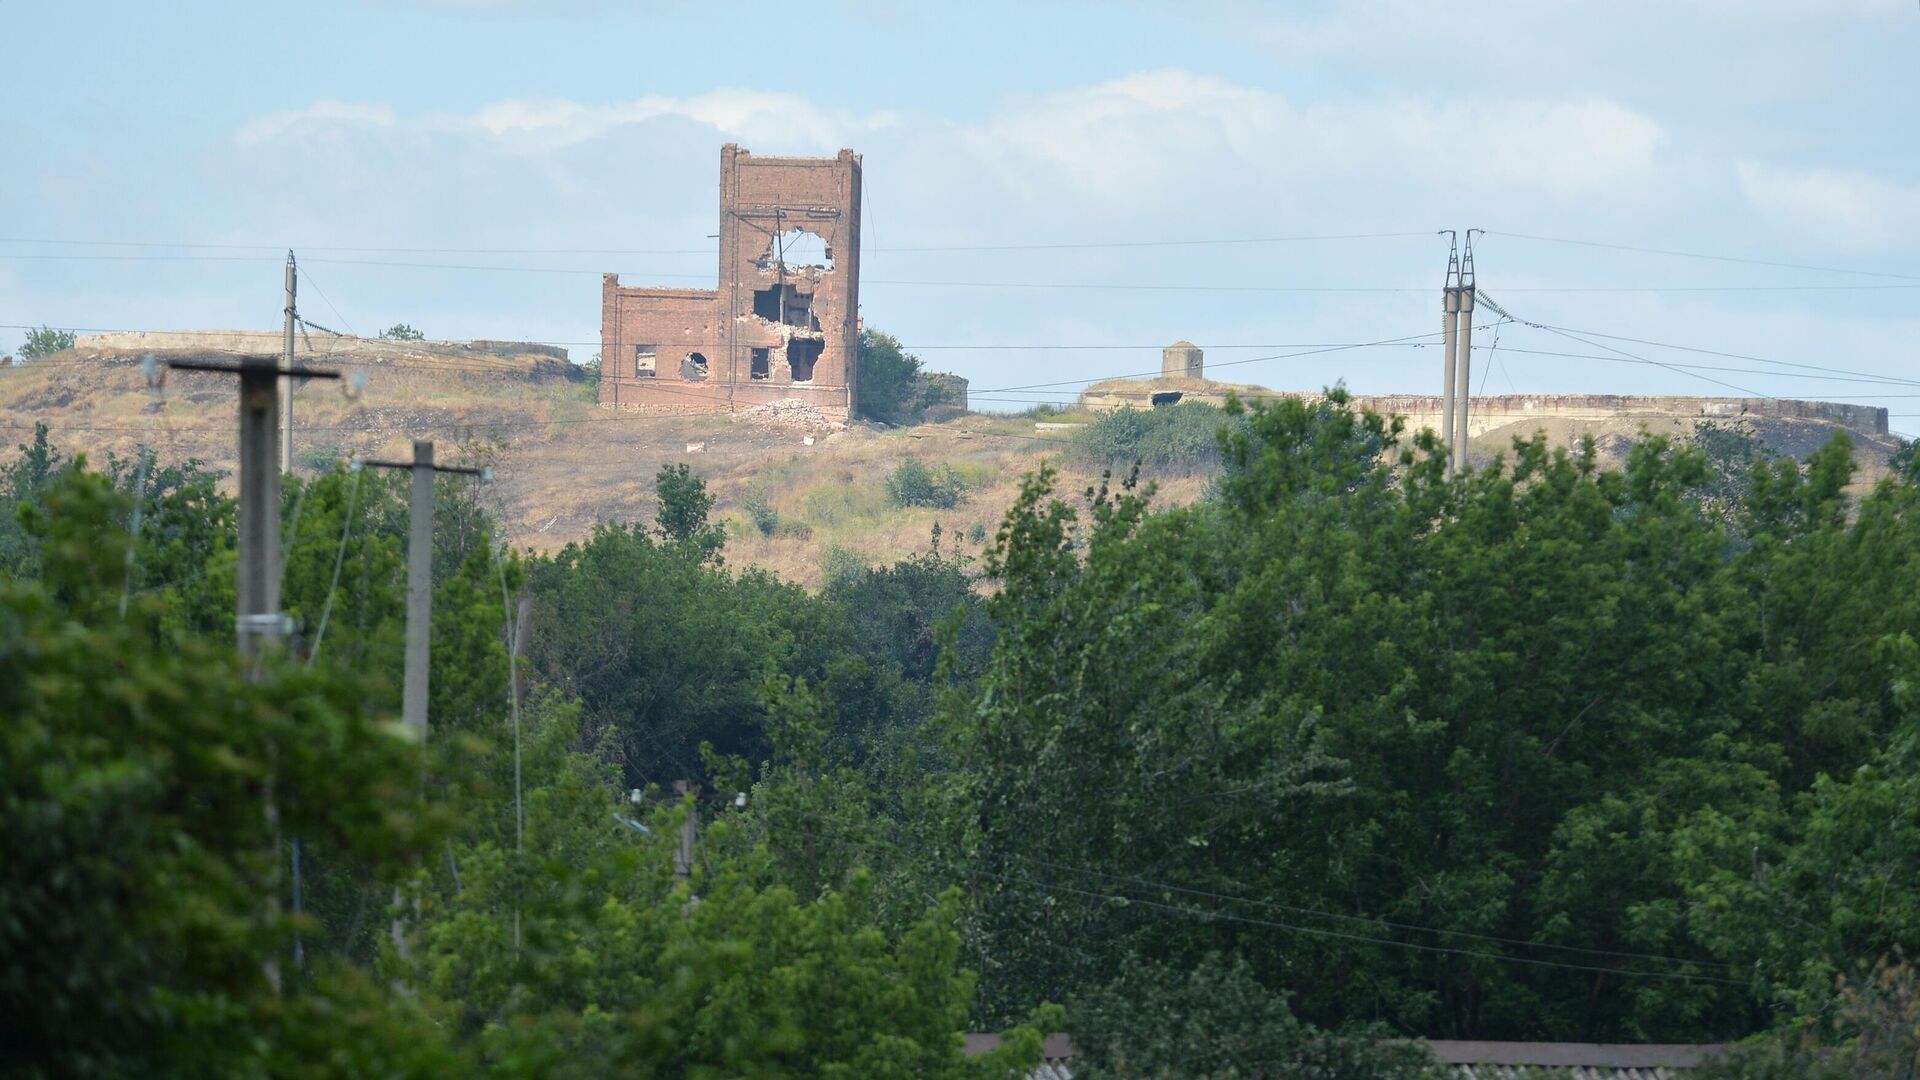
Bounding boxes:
972 867 1744 985
1479 292 1771 400
0 230 1433 256
1490 230 1920 283
0 323 1454 352
8 250 1919 294
1502 323 1920 388
757 811 1745 985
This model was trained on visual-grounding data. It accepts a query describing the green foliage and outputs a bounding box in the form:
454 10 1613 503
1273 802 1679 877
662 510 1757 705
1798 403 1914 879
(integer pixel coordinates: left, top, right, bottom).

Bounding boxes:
1069 401 1240 473
16 325 75 360
953 389 1920 1042
2 451 1044 1077
746 489 780 536
654 462 726 562
1697 956 1920 1079
19 380 1920 1070
886 457 967 509
0 423 67 578
854 328 925 424
525 518 852 785
821 544 868 588
578 352 602 398
1072 954 1439 1079
380 323 425 341
295 441 345 472
0 467 444 1076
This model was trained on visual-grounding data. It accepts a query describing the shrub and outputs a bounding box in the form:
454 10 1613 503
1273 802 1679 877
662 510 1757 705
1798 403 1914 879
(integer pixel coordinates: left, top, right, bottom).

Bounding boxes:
745 491 779 537
821 545 868 588
379 323 425 341
967 521 987 545
295 443 345 472
1070 402 1238 472
885 459 966 509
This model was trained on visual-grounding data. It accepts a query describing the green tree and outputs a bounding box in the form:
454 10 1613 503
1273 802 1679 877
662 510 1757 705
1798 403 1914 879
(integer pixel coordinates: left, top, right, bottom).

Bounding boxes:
854 328 925 424
380 323 425 341
16 325 75 360
1071 954 1439 1079
0 467 452 1076
655 462 726 562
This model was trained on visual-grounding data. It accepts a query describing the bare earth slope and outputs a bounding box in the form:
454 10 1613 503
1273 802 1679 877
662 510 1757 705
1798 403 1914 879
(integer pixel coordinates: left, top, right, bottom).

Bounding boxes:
1 333 1901 586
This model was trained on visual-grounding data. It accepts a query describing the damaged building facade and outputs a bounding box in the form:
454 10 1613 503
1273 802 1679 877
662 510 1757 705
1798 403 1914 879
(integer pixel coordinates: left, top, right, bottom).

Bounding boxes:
600 145 862 418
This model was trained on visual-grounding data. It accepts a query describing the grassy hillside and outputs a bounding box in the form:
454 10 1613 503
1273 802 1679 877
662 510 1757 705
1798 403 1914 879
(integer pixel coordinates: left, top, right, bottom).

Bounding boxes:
0 336 1899 587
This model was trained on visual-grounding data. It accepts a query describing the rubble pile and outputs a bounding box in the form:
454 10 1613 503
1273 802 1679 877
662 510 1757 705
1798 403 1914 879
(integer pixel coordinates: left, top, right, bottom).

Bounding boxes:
730 398 843 433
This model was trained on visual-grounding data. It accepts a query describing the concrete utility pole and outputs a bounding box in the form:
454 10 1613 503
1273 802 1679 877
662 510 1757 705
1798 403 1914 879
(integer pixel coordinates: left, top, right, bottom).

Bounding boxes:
673 780 699 884
1453 231 1480 473
1438 232 1460 474
160 351 340 991
358 440 488 742
163 354 341 658
283 252 298 473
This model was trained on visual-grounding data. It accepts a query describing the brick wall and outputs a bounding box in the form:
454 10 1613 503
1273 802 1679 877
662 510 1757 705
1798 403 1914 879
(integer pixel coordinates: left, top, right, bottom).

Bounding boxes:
599 145 863 418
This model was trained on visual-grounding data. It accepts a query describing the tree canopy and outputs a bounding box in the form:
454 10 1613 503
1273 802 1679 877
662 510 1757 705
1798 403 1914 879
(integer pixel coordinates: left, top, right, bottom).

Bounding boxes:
7 391 1920 1074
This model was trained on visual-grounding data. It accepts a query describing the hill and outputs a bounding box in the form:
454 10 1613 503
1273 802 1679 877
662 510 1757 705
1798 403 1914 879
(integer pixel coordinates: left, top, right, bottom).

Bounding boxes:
1 330 1901 586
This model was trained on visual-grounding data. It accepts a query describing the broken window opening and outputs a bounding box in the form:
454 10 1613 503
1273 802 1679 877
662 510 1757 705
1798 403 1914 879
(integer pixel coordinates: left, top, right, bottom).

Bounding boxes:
634 346 657 378
750 348 770 381
680 352 710 382
1151 391 1183 408
758 228 833 272
787 338 824 384
752 284 819 329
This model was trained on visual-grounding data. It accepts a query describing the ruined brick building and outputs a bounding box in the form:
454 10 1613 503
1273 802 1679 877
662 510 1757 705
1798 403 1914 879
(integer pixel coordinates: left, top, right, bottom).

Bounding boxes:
600 145 862 418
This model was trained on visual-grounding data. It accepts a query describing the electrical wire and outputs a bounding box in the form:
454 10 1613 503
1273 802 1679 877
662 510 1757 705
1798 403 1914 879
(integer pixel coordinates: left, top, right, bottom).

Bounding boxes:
1478 292 1771 400
7 250 1917 294
755 809 1747 985
0 230 1433 256
1489 231 1920 283
970 867 1745 985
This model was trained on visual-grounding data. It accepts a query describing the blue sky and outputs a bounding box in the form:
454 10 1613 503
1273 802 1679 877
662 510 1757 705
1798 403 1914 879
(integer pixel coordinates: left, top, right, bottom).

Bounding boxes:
4 0 1917 426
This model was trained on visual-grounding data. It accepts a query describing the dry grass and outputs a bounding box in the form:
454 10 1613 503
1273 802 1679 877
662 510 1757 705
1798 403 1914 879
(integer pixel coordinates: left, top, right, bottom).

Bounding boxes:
0 347 1210 588
8 345 1893 588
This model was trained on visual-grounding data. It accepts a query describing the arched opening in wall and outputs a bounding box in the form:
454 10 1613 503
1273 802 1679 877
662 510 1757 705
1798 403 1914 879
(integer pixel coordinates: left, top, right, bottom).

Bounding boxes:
787 338 823 384
680 352 709 381
759 228 833 272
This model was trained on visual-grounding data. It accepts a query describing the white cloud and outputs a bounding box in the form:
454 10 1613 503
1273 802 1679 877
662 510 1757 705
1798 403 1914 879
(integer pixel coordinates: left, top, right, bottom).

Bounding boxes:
1736 160 1920 247
462 91 894 154
945 71 1668 213
237 101 397 145
201 70 1906 402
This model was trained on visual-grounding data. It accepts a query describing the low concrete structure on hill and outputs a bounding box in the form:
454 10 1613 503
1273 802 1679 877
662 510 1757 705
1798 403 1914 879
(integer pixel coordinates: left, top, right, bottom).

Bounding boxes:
1079 341 1890 453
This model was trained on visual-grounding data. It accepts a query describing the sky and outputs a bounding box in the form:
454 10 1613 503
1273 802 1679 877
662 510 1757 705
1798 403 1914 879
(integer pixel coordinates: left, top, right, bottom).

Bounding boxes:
3 0 1918 427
